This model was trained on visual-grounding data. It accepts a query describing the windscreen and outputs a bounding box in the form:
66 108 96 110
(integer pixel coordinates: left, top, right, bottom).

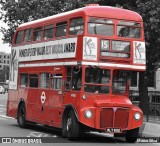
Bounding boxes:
84 67 110 94
112 70 131 94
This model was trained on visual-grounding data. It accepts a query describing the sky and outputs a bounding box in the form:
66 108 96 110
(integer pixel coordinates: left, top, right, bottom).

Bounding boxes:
0 21 11 54
0 5 11 54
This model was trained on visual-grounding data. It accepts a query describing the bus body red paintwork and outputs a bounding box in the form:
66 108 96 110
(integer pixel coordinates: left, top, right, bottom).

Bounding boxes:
7 5 145 138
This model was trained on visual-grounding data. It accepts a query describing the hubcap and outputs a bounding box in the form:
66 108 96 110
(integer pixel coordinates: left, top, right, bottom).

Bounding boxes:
66 118 72 131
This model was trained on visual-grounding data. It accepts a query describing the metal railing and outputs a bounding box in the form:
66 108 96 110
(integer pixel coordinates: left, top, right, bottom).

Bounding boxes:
129 90 160 122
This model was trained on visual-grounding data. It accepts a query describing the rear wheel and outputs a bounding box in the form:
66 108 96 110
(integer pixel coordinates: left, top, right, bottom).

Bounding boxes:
62 110 79 140
17 103 27 128
125 128 139 143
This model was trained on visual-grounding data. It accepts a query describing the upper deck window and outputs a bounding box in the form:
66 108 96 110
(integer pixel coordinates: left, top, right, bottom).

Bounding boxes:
33 27 43 41
24 28 32 43
88 17 114 36
15 31 23 44
117 21 141 38
56 21 67 37
44 25 54 40
69 17 84 35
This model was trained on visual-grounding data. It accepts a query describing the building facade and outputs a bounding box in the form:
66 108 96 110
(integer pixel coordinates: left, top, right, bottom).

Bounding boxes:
0 52 10 70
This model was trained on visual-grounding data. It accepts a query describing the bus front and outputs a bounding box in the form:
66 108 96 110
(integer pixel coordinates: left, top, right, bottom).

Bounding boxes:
79 9 145 143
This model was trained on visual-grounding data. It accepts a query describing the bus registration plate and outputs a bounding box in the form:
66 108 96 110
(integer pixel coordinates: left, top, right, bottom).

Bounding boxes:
106 128 121 133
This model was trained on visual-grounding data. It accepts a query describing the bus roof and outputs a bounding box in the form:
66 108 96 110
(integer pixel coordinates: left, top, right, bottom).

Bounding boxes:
19 5 142 28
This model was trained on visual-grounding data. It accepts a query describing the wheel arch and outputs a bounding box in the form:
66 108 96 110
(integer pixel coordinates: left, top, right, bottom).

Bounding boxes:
17 98 26 119
62 104 79 128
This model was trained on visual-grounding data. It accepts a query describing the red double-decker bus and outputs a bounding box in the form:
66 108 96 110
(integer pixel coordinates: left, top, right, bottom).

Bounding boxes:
7 4 146 142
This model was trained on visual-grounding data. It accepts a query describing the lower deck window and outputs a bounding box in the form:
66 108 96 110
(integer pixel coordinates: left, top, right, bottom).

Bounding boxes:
51 74 62 89
29 74 38 88
20 74 28 87
40 73 50 88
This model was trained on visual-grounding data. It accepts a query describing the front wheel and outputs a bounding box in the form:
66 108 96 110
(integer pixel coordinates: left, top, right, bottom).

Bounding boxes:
125 128 139 143
62 110 79 140
17 103 27 128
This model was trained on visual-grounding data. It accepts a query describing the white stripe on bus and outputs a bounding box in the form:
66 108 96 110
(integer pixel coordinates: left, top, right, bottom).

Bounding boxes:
19 61 145 70
0 115 14 119
82 61 146 70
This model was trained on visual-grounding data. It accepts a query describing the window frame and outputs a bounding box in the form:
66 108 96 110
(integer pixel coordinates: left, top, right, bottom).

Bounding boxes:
44 24 54 40
24 28 33 43
51 73 63 90
33 26 43 41
40 73 50 89
69 17 84 36
55 21 68 37
117 20 141 38
87 17 114 36
15 31 24 45
29 74 39 88
20 73 29 88
84 66 111 94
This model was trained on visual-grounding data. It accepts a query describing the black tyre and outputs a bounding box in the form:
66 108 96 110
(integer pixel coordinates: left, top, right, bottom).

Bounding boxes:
62 110 79 140
125 128 139 143
17 103 27 128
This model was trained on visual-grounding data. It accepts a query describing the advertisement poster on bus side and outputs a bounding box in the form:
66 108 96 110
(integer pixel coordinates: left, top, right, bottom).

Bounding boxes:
83 37 98 61
133 41 146 64
18 38 77 62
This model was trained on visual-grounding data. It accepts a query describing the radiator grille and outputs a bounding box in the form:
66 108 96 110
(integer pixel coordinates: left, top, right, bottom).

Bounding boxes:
100 108 113 128
100 108 129 129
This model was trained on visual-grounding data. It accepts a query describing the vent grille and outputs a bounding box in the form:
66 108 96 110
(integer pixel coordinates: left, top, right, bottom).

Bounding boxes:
100 108 129 129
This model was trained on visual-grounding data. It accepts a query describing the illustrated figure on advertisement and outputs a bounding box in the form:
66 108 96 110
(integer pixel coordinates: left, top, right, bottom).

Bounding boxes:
135 42 142 59
10 49 17 82
84 38 94 55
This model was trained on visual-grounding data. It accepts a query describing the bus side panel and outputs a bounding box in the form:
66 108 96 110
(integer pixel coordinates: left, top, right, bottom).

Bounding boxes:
76 36 83 60
47 90 62 126
63 91 81 119
6 90 19 118
25 88 38 122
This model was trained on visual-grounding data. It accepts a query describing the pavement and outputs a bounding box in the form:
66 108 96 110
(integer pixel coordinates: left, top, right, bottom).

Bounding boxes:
139 116 160 139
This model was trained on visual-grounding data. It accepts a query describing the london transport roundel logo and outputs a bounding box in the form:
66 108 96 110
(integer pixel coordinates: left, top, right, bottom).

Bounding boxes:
41 91 46 104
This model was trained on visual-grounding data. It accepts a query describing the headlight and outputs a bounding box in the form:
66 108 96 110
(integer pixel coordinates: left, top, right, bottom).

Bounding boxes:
82 95 86 100
134 112 141 121
84 110 92 118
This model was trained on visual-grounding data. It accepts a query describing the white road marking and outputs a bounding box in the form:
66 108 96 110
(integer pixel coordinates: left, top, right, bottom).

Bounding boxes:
153 144 160 146
89 132 114 137
0 117 7 120
0 115 14 119
27 132 58 138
